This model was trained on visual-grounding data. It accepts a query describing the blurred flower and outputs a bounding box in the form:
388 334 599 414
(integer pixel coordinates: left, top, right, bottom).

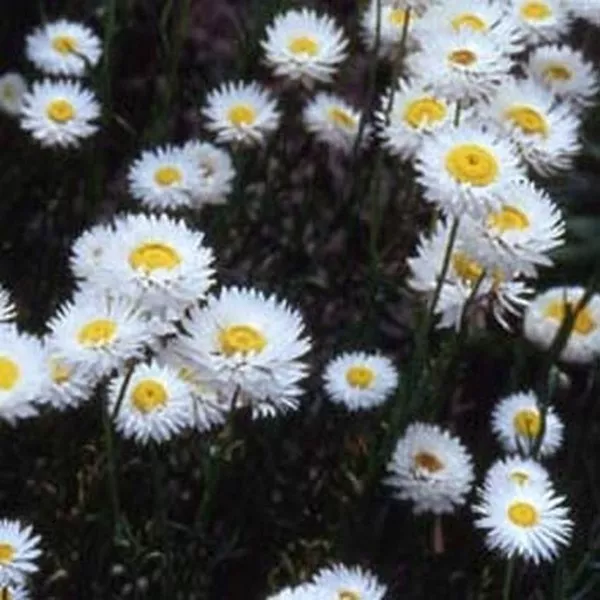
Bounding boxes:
483 456 551 491
386 422 475 514
25 19 101 76
0 285 16 324
510 0 571 45
70 222 114 282
20 79 99 148
0 73 27 117
0 519 41 587
309 564 387 600
267 585 314 600
564 0 600 27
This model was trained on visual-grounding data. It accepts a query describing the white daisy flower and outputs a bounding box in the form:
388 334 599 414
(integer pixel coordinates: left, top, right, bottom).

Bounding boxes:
407 28 512 102
108 361 194 445
47 290 155 379
0 285 16 324
261 8 349 85
523 286 600 364
267 585 315 600
0 73 27 117
310 564 387 600
303 92 366 153
25 19 101 76
127 145 201 211
473 479 573 564
491 390 563 457
565 0 600 27
181 140 235 207
511 0 571 45
0 519 41 587
483 456 551 492
0 582 30 600
415 122 525 219
377 81 451 161
323 351 398 410
0 327 46 425
95 212 216 318
408 220 532 330
178 287 311 418
70 221 113 282
526 45 599 110
20 79 100 148
482 77 581 176
202 81 280 146
385 422 475 514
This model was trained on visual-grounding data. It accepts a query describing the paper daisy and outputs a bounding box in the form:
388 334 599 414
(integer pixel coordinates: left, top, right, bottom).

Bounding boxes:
0 520 41 587
0 73 27 117
523 286 600 364
0 285 16 324
202 81 280 146
415 122 525 219
377 81 451 160
267 585 314 600
323 351 398 410
0 582 30 600
127 145 201 211
526 45 599 110
407 28 512 102
261 8 349 85
511 0 571 46
70 222 113 282
386 422 475 514
310 564 387 600
482 77 581 176
483 456 551 492
47 290 155 379
25 19 101 76
491 390 563 457
178 286 311 418
0 327 46 425
181 140 235 206
473 479 573 564
20 79 100 148
303 92 366 153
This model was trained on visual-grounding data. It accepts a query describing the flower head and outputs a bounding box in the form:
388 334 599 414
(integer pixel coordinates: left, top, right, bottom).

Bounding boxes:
309 564 387 600
0 520 41 587
483 456 551 492
511 0 570 45
0 73 27 117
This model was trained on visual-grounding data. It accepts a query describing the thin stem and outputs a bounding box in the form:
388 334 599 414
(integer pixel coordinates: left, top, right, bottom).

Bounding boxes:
102 394 121 529
502 556 516 600
110 361 137 421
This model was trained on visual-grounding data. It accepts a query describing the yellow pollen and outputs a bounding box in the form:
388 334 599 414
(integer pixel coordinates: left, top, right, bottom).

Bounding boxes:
452 251 485 286
345 365 375 389
131 379 168 413
507 501 539 528
510 470 530 486
451 13 487 32
129 242 181 273
153 166 182 187
227 103 257 127
544 300 597 335
513 408 541 438
445 143 499 186
389 8 409 27
543 63 572 82
520 1 552 20
328 106 356 129
52 35 78 54
77 318 117 347
46 98 75 123
487 206 530 233
51 359 71 385
219 324 267 356
505 105 548 136
403 96 447 128
338 591 361 600
0 357 20 391
414 451 444 473
0 543 15 564
448 48 477 66
288 35 319 56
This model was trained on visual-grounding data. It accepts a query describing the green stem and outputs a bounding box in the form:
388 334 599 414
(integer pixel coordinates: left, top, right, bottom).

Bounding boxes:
502 556 516 600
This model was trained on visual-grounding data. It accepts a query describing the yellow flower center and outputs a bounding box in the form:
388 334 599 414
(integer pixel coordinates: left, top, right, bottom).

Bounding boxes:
403 96 447 128
544 300 597 335
345 365 375 389
445 143 499 186
448 48 477 67
288 35 319 56
46 98 75 123
219 324 267 356
129 242 181 273
414 451 444 473
339 591 361 600
77 318 118 347
327 106 357 129
51 359 71 385
451 13 487 32
505 105 548 136
452 252 484 286
131 379 168 413
0 357 20 391
507 501 539 528
513 408 541 437
1 587 13 600
153 166 182 187
520 1 552 21
509 470 530 486
543 63 572 82
227 103 257 127
52 35 78 55
0 543 15 564
487 206 530 233
389 8 410 27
